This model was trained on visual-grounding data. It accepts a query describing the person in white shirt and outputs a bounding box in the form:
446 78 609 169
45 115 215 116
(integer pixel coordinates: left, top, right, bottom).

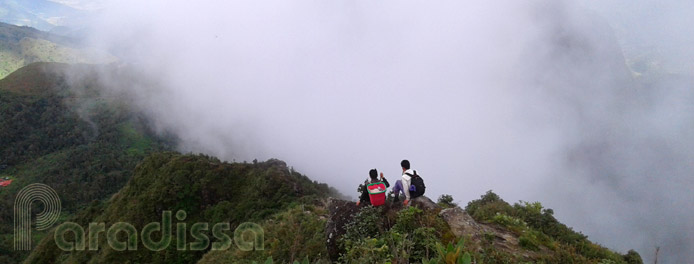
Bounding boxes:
392 159 415 205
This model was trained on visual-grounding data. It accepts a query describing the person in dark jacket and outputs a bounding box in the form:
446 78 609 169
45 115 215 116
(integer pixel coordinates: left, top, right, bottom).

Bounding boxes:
357 169 390 206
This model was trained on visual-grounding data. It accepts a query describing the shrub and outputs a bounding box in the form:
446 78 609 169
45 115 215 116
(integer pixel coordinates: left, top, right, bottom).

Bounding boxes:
340 205 448 263
623 250 643 264
391 206 423 233
465 190 513 221
341 206 384 245
437 194 458 208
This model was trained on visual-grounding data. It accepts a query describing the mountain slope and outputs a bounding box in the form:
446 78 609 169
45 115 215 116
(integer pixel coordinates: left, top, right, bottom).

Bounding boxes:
0 62 170 263
0 22 114 79
24 152 342 263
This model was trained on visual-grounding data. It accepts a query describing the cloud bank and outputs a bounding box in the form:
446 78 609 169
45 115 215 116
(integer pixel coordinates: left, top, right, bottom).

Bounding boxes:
77 1 693 262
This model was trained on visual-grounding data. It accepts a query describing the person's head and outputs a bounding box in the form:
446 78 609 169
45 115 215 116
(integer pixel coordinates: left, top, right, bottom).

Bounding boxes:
401 160 410 172
369 169 378 180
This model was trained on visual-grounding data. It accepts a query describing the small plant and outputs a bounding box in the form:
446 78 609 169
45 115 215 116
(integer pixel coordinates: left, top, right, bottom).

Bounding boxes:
386 231 413 263
292 256 310 264
425 239 472 264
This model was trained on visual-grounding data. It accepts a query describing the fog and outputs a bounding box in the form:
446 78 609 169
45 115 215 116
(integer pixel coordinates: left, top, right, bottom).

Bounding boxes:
76 1 693 262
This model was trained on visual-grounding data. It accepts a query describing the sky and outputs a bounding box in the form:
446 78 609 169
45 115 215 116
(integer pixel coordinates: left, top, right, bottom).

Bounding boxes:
51 1 694 263
47 0 104 11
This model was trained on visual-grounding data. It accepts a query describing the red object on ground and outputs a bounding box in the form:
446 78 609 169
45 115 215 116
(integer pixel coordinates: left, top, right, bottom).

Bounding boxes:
367 182 387 206
0 179 12 187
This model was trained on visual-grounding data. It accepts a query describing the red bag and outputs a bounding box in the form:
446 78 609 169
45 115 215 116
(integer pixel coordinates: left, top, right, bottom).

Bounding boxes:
0 179 12 187
367 182 387 206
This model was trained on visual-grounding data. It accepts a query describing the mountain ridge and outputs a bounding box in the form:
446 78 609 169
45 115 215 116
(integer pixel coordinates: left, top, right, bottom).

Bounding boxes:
0 62 642 263
0 22 114 80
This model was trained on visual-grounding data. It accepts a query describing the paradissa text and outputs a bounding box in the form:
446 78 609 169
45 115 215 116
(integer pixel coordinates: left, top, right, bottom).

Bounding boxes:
54 210 264 251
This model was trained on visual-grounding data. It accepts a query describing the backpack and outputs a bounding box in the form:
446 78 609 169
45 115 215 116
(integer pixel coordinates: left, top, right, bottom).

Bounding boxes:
406 171 426 198
366 182 387 206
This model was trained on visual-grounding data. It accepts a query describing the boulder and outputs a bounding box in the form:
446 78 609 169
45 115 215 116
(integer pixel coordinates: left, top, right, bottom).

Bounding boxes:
325 198 360 262
409 195 440 211
439 207 484 238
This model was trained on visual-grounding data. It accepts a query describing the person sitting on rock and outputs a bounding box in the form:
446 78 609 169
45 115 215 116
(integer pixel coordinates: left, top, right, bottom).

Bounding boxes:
357 169 390 206
392 159 425 205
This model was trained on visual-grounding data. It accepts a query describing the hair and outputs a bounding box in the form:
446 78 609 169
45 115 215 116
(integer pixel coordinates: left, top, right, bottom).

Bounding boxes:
369 169 378 180
401 160 410 170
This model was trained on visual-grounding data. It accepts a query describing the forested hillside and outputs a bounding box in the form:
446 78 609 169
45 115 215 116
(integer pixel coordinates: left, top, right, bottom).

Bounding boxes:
0 62 170 263
24 153 342 263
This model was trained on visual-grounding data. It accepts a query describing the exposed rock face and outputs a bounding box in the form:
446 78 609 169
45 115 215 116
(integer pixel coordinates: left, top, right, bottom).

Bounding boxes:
325 198 360 262
439 207 548 259
409 195 440 211
439 207 483 238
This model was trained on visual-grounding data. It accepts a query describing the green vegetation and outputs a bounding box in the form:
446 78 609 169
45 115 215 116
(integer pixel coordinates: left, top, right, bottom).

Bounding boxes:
25 153 341 264
0 62 169 263
437 194 458 208
424 239 472 264
465 190 643 263
0 62 643 264
201 204 332 264
337 206 452 263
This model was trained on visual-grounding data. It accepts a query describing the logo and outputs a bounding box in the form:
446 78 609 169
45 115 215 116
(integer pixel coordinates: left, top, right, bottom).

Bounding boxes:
14 183 264 252
14 183 62 250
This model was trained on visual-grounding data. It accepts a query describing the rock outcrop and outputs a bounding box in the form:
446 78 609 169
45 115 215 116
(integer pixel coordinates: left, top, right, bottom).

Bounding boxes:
409 195 440 211
439 207 484 238
439 207 549 259
325 198 360 262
